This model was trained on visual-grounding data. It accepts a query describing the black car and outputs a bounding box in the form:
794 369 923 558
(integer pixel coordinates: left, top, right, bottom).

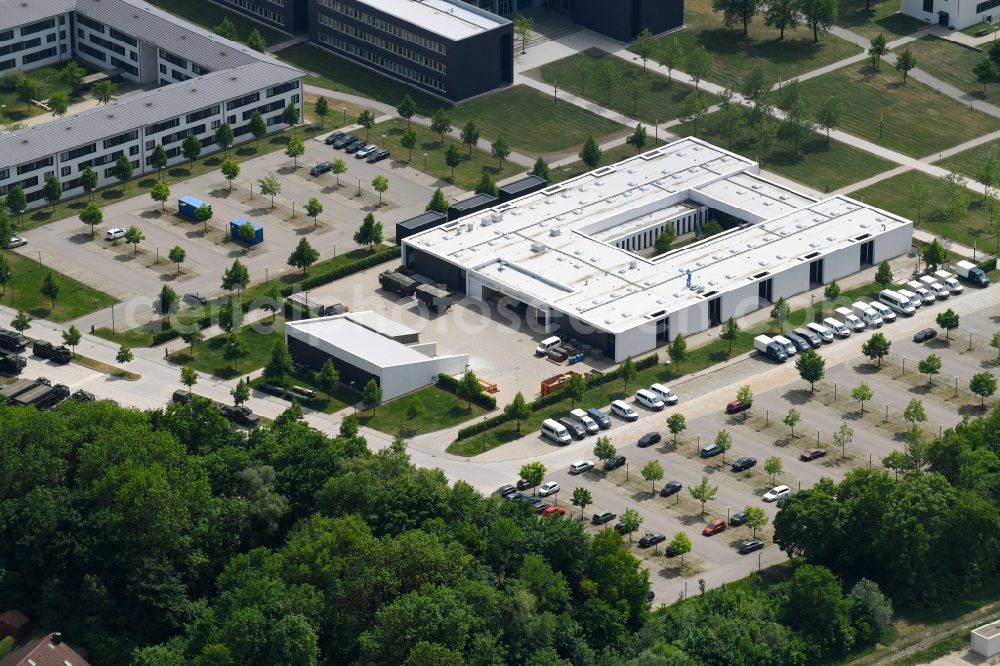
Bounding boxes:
558 417 586 440
592 510 616 525
324 131 345 145
604 454 627 471
784 331 812 352
639 533 667 548
344 140 367 154
534 502 553 514
614 522 628 535
258 382 288 398
309 161 333 176
221 405 260 428
738 539 765 554
913 328 937 343
731 456 757 472
332 134 357 148
183 292 209 306
171 389 192 404
367 148 391 163
637 432 661 448
730 511 748 526
516 478 534 491
659 480 683 498
493 484 517 499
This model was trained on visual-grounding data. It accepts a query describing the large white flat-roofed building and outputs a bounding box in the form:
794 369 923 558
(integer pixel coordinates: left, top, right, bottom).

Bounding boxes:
402 138 913 362
285 312 469 401
0 0 303 208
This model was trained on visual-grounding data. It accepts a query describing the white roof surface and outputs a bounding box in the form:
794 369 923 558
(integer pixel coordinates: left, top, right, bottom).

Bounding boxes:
344 310 418 340
286 317 429 367
0 0 75 31
352 0 507 40
405 137 911 334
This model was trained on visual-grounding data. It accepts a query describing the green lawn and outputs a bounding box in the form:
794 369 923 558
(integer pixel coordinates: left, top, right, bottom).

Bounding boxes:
19 125 321 232
646 0 862 89
675 113 896 191
167 318 284 379
798 63 998 157
936 137 1000 183
850 170 996 249
153 0 285 46
1 250 117 323
0 62 90 122
897 36 1000 106
449 84 625 155
277 44 444 116
535 50 717 127
837 0 926 39
359 385 490 437
550 143 647 183
962 21 1000 36
371 118 522 191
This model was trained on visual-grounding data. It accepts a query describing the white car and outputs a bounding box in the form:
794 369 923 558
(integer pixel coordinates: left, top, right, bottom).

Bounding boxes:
763 485 791 502
538 481 561 497
2 236 26 249
355 144 378 159
105 227 126 241
569 460 594 475
649 383 678 405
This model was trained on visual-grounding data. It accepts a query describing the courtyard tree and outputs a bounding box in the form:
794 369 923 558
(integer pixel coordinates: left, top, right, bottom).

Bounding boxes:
15 76 40 113
81 166 98 201
150 144 169 181
562 372 586 408
654 225 675 254
221 159 240 190
667 413 687 444
400 127 417 161
656 38 684 82
503 392 531 432
214 16 237 39
314 359 340 399
621 70 652 115
852 382 874 414
626 123 648 153
168 246 186 274
668 332 688 369
875 260 894 287
799 0 837 42
895 48 917 83
49 92 68 117
223 333 248 371
476 173 499 197
61 61 86 93
181 330 204 358
721 316 741 354
514 14 534 53
686 45 713 89
80 203 103 236
764 0 799 38
679 90 710 136
457 370 482 410
571 487 592 520
42 176 62 210
264 340 293 385
711 0 762 35
354 212 383 250
817 94 845 145
427 188 449 214
908 176 932 223
283 103 299 131
620 356 637 391
689 476 718 514
771 296 791 331
461 120 480 156
112 155 133 195
970 371 998 407
287 237 320 275
258 174 281 208
631 28 655 71
784 408 801 438
868 33 888 74
150 182 170 211
531 157 550 180
797 349 826 391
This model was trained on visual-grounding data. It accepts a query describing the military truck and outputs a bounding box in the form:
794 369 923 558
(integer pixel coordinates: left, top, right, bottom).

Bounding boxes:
378 270 419 296
0 351 26 375
33 340 72 364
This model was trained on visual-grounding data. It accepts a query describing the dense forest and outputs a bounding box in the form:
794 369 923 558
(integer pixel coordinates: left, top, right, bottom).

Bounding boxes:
0 398 996 665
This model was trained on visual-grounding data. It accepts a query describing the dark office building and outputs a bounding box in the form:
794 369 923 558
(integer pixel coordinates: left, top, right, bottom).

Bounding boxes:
213 0 306 35
308 0 513 102
468 0 683 41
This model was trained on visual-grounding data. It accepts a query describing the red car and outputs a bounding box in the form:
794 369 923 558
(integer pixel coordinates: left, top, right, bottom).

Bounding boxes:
800 448 828 461
540 506 566 518
726 400 751 415
702 519 727 536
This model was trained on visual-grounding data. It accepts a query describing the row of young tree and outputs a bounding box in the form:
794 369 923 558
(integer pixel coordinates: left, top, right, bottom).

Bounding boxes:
0 391 900 665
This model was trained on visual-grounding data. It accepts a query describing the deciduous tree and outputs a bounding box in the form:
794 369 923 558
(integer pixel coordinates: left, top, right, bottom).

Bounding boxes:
519 461 546 494
80 202 103 236
371 175 389 205
396 94 416 126
852 383 874 413
460 120 479 156
430 108 452 142
797 349 826 391
578 135 602 168
784 408 801 437
287 237 319 275
258 174 281 208
970 372 997 407
150 182 170 210
918 353 942 384
667 413 686 444
503 392 531 432
571 487 592 519
690 476 718 514
354 212 383 249
641 459 664 493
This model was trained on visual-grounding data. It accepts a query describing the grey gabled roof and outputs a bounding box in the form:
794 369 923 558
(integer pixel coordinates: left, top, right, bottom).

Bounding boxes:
0 61 300 166
74 0 285 70
0 0 76 32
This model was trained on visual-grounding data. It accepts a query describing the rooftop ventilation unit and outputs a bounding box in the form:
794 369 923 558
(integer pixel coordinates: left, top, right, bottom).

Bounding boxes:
629 260 637 269
530 242 545 252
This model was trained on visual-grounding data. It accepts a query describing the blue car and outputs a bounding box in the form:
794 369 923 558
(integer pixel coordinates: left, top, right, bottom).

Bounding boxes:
586 407 612 429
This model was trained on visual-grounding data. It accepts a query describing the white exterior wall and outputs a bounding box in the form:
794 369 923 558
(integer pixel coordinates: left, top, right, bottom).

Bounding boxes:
156 47 210 85
823 243 863 283
0 14 70 74
972 627 1000 658
771 262 810 301
613 321 655 362
671 301 709 338
901 0 992 30
75 15 141 81
873 222 914 263
721 281 760 320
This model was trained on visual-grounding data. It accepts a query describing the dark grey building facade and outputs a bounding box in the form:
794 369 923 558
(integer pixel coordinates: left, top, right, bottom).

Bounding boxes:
308 0 513 102
212 0 306 35
468 0 683 41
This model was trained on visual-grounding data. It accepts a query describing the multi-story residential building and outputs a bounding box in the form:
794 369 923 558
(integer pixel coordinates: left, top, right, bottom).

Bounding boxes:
0 0 74 75
0 0 303 209
308 0 513 102
215 0 306 35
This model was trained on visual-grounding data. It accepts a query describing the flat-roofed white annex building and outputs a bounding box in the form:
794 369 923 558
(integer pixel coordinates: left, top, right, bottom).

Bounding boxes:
402 138 913 362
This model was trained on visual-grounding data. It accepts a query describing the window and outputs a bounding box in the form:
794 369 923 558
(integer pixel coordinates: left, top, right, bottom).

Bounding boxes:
47 33 56 43
109 28 137 47
0 30 12 41
76 43 106 62
226 92 260 111
159 63 166 74
0 38 41 56
129 146 139 156
191 63 208 75
158 49 187 68
76 14 105 33
22 47 57 64
60 143 97 161
316 0 447 54
316 34 446 92
89 33 125 56
61 166 71 177
0 59 14 71
146 140 155 150
103 130 138 150
129 51 137 61
16 157 53 176
110 56 138 76
211 119 220 129
266 81 299 97
145 117 179 136
976 0 1000 11
924 0 934 10
219 0 285 25
20 18 55 36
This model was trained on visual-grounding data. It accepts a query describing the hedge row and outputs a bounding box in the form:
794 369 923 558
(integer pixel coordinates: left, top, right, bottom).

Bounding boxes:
455 352 659 440
978 257 997 273
436 373 497 410
280 246 401 295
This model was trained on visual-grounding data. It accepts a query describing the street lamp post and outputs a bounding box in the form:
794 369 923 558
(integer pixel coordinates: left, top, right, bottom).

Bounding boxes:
423 152 428 172
350 381 356 413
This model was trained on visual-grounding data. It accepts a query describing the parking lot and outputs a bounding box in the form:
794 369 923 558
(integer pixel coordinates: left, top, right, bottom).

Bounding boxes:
13 127 444 324
473 280 1000 602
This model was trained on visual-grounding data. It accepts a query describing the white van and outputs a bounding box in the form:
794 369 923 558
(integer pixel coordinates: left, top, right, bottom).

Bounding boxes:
535 336 561 356
933 270 963 295
868 301 896 324
879 289 915 316
868 300 896 323
851 301 883 328
806 321 835 342
919 276 950 299
905 281 936 305
772 335 797 356
823 317 851 338
569 408 599 435
541 418 572 445
648 383 679 405
896 289 922 309
834 307 865 332
635 389 665 411
610 399 639 421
